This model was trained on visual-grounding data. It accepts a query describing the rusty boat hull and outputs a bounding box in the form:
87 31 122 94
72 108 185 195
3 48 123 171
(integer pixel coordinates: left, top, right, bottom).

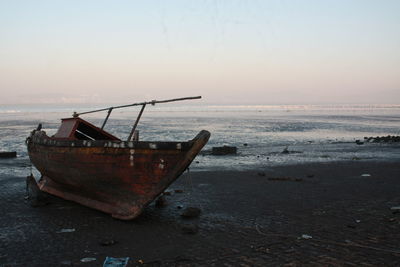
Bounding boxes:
27 129 210 220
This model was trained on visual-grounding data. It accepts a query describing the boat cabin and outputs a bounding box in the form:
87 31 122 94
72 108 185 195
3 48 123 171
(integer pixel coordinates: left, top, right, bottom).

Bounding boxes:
53 118 120 141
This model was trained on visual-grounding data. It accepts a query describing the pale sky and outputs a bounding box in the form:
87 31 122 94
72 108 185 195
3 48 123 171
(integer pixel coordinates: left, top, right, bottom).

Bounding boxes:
0 0 399 104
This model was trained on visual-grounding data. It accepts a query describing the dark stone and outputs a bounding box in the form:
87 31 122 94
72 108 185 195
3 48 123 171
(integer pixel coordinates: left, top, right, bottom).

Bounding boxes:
355 140 364 145
211 146 237 155
155 195 167 207
268 177 302 182
174 189 184 193
364 135 400 143
26 175 49 207
163 191 171 196
281 147 289 154
257 172 266 177
243 143 248 146
181 207 201 218
0 151 17 158
181 223 199 234
99 239 117 246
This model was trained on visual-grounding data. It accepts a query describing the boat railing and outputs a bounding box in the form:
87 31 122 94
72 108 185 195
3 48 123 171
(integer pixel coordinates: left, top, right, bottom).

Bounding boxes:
72 96 202 141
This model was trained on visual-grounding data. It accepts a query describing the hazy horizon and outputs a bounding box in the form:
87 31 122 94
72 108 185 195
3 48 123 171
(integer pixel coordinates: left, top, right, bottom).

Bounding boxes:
1 1 399 105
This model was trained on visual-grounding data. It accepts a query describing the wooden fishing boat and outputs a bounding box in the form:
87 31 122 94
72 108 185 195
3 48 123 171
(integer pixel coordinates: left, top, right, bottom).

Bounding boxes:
26 96 210 220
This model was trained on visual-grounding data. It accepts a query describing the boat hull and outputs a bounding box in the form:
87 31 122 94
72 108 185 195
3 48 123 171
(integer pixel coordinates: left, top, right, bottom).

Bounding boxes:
27 130 210 219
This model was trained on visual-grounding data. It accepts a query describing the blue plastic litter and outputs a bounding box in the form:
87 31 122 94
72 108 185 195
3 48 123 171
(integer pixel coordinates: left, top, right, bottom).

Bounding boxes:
103 257 130 267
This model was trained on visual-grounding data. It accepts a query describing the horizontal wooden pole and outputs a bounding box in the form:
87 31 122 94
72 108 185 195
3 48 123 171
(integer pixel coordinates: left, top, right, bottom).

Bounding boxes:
73 96 201 117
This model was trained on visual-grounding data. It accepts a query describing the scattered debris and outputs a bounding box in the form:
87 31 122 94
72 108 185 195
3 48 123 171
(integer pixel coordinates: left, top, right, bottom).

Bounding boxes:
255 224 400 254
174 189 184 193
268 177 303 182
163 191 172 196
212 146 237 155
281 147 289 154
99 239 117 246
177 205 183 209
103 256 130 267
361 174 371 177
347 224 356 229
155 195 167 207
57 228 75 233
300 234 312 239
80 257 96 263
181 223 199 234
0 151 17 158
138 259 144 264
181 207 201 218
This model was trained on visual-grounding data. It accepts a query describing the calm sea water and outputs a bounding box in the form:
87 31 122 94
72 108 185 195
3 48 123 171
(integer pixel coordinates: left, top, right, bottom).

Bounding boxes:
1 104 399 176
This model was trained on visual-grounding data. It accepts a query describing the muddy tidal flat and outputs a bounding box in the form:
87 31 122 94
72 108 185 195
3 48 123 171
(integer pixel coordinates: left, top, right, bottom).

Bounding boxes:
1 161 400 266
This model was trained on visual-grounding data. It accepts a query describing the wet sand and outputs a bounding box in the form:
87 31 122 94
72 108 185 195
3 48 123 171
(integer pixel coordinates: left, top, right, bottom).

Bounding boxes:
1 161 400 266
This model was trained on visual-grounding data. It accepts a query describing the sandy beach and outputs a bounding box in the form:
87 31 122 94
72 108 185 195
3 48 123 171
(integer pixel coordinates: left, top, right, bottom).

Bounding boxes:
1 160 399 266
